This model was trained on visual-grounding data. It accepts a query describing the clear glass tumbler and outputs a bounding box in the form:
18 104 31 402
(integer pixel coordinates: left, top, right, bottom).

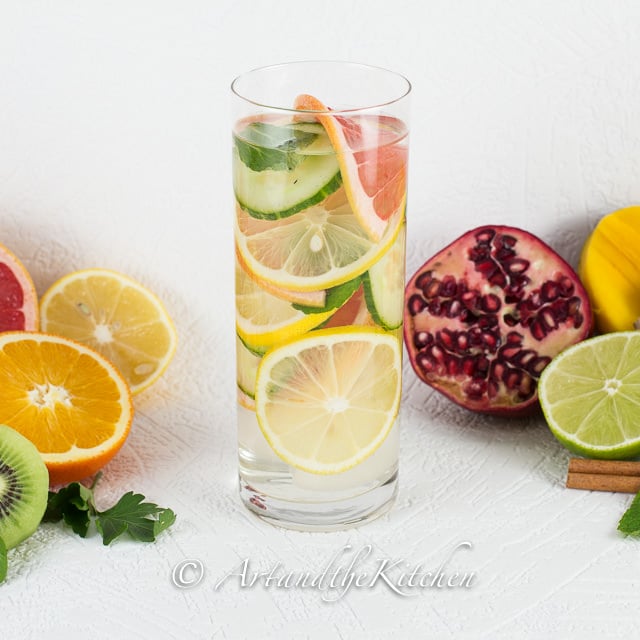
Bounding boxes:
232 61 410 530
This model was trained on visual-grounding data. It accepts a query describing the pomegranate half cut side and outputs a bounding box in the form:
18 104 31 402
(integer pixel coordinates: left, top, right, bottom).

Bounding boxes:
404 225 592 416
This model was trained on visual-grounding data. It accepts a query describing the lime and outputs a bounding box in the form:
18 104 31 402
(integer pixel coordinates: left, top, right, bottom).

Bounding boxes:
254 327 402 474
539 331 640 458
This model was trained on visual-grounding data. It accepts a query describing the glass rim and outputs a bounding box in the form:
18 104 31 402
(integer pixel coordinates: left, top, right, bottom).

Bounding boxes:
230 60 412 114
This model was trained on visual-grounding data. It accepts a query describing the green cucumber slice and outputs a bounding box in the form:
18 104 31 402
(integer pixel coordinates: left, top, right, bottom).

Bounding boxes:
363 224 406 330
233 148 341 220
236 334 262 398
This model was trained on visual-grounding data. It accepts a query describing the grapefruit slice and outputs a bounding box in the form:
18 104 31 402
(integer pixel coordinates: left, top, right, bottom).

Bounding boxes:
294 94 408 242
0 243 38 332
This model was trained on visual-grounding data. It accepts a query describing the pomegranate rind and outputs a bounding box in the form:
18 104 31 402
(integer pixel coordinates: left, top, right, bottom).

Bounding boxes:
0 242 38 332
404 225 592 416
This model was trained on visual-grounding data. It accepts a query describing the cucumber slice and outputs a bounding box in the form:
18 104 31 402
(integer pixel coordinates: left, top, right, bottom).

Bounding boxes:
236 334 262 398
363 224 406 330
233 148 341 220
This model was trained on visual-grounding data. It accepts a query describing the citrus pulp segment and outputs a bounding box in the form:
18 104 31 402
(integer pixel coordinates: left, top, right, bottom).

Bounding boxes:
0 332 133 484
294 94 408 242
254 327 402 474
0 242 38 332
39 269 177 395
235 258 333 352
539 332 640 459
235 187 404 293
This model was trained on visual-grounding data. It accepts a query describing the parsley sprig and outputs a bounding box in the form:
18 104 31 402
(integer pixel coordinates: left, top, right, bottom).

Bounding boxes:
43 472 176 545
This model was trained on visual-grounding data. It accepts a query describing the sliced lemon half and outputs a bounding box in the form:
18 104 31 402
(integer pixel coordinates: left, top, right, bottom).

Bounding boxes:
39 269 177 395
254 327 402 474
235 187 404 293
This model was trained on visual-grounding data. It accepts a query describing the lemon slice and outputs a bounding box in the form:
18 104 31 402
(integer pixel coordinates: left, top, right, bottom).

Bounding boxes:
40 269 177 395
235 258 332 352
539 331 640 458
255 327 402 474
235 187 404 293
236 334 261 398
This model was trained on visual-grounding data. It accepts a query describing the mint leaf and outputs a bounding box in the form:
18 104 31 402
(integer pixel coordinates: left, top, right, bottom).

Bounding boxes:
95 492 176 545
293 277 361 315
44 482 95 537
234 122 317 172
618 491 640 536
0 537 7 583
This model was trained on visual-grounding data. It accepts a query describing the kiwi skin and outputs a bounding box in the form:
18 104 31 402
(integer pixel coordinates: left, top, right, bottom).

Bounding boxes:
0 424 49 549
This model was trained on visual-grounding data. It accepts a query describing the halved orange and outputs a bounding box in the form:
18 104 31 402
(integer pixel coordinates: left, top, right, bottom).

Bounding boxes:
0 332 133 484
294 94 408 242
0 242 38 331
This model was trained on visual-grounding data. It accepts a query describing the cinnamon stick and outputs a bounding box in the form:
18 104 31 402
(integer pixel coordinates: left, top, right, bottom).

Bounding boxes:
566 458 640 493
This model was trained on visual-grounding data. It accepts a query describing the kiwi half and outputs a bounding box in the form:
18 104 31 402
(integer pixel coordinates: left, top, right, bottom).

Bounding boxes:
0 424 49 549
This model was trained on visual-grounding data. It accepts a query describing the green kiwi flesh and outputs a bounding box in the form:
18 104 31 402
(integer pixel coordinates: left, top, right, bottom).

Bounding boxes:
0 424 49 549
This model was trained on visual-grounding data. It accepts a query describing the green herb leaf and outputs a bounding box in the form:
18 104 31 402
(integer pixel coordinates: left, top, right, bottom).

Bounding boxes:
45 475 175 545
0 536 7 584
43 482 94 537
95 492 176 546
618 491 640 536
293 277 361 315
234 122 317 172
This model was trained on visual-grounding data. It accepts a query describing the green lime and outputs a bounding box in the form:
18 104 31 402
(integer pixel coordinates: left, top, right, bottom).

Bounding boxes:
539 331 640 459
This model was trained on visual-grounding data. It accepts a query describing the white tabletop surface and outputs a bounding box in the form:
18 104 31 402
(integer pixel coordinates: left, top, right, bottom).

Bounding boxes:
2 1 640 638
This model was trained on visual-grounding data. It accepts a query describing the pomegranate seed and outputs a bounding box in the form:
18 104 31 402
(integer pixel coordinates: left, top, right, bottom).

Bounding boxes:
430 345 445 363
464 379 487 398
557 276 575 297
512 349 536 368
495 246 516 261
447 357 460 376
505 258 530 274
475 259 499 277
476 356 490 373
541 281 559 302
529 356 552 375
415 270 434 290
468 246 490 262
519 373 533 397
567 296 582 315
500 234 517 247
475 229 495 244
440 275 457 297
417 352 435 373
505 369 522 390
428 300 443 316
408 294 427 315
448 299 462 318
481 294 502 313
462 357 475 375
413 331 433 349
529 318 546 341
500 346 521 360
439 329 455 349
488 380 500 398
461 291 480 310
482 332 499 351
477 314 498 329
506 331 523 345
425 279 441 298
457 333 469 351
503 313 518 327
489 271 508 288
491 361 505 381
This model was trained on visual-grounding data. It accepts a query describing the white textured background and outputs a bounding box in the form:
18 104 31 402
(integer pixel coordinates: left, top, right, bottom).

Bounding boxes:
2 1 640 638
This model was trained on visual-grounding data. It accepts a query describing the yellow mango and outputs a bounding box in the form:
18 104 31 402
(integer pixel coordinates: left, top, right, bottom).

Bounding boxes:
579 206 640 333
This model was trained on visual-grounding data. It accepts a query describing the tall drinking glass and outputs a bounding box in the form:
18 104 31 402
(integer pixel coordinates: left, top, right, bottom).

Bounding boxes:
232 61 410 530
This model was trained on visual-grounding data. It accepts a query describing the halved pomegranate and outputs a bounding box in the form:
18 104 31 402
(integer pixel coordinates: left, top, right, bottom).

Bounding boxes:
404 225 592 416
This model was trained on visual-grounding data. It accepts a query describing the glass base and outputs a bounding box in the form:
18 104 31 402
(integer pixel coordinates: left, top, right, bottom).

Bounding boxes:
239 469 398 532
